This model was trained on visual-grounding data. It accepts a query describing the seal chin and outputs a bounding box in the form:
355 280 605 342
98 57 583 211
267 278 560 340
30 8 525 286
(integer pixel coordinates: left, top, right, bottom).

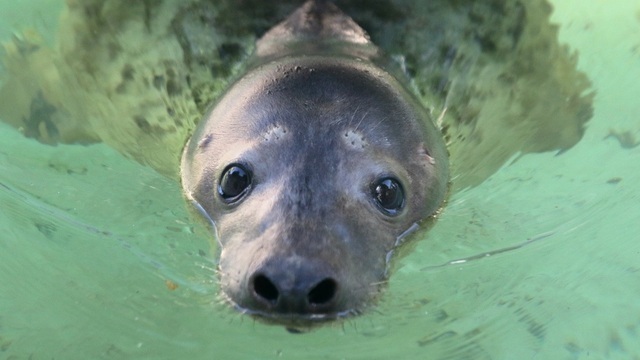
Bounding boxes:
225 294 361 329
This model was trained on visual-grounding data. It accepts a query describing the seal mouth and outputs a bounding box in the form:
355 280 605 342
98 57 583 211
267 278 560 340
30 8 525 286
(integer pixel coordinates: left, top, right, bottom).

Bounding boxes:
221 293 362 329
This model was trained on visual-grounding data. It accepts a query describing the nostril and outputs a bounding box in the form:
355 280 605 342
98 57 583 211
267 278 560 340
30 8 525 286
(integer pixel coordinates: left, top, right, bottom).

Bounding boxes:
252 274 279 304
249 270 339 313
307 278 337 305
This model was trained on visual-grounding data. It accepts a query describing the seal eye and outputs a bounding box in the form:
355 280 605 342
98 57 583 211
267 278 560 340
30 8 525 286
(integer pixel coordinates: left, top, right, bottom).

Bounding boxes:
371 177 405 216
218 164 252 203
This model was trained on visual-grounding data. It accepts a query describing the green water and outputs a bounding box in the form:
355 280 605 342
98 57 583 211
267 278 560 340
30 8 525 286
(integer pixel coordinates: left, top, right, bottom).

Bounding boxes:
1 1 639 359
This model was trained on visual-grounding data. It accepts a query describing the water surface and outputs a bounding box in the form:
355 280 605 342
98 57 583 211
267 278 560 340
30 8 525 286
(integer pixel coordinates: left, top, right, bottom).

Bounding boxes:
1 0 639 358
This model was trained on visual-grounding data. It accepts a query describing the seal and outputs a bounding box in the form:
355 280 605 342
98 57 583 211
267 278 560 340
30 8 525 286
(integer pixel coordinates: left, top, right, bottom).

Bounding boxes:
181 0 449 328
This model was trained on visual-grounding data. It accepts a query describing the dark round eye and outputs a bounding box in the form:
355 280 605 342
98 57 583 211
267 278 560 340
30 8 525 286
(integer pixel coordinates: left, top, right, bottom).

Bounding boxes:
371 177 405 216
218 164 252 203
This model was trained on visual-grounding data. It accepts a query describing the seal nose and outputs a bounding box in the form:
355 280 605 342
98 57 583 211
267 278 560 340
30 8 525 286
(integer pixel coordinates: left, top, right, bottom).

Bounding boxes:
249 261 339 314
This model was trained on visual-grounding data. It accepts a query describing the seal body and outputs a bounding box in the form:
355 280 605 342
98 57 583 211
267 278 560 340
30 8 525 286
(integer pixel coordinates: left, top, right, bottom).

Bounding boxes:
181 0 448 327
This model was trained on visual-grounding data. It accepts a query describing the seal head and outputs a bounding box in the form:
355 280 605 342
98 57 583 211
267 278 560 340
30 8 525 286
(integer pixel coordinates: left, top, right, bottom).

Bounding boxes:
181 0 449 328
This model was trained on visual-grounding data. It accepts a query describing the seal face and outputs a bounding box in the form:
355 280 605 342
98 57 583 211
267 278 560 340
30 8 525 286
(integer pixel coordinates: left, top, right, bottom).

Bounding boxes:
181 1 449 328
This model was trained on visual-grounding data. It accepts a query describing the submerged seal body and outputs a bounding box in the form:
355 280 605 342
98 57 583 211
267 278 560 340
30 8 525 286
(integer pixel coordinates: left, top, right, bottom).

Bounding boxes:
181 1 448 326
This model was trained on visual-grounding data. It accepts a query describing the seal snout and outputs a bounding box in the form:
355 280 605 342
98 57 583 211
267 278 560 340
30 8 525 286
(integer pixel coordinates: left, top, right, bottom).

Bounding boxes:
248 259 341 316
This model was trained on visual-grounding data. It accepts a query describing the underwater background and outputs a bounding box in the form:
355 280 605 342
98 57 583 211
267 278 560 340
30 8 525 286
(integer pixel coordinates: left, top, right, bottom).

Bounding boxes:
1 0 639 358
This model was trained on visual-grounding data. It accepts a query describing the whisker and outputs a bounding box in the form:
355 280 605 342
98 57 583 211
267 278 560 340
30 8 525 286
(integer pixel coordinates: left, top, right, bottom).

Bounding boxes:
347 103 361 127
366 116 387 134
353 108 370 132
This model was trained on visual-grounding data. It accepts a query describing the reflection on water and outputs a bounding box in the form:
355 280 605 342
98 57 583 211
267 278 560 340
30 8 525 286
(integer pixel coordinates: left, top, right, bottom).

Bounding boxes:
1 0 640 358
